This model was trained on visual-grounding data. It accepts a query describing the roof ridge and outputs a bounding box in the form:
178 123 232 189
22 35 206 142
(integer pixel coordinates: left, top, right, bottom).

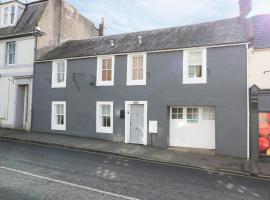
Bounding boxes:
25 0 48 6
67 16 243 43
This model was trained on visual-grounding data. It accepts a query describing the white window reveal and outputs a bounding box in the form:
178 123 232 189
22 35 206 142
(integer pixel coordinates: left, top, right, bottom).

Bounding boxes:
127 53 147 85
202 107 215 120
6 41 16 65
183 48 207 84
52 60 67 88
96 56 114 86
51 101 66 131
96 102 113 134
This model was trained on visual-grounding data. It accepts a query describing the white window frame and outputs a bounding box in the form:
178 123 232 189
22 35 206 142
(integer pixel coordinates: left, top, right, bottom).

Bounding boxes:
183 48 207 84
2 6 9 26
6 41 16 65
52 60 67 88
96 101 113 134
96 56 115 86
127 53 147 86
51 101 66 131
10 5 16 25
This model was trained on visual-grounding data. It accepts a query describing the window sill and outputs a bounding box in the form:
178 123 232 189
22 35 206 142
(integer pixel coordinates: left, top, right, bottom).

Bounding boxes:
52 84 66 88
96 81 114 86
127 80 146 86
183 79 207 84
96 128 113 134
51 126 66 131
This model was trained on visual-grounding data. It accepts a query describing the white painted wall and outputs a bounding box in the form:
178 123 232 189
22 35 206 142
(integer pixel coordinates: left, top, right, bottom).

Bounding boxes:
0 77 16 128
249 49 270 89
0 36 35 70
0 36 35 130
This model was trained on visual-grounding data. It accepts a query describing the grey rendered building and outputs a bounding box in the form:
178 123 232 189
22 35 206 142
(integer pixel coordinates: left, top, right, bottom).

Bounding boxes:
32 16 251 158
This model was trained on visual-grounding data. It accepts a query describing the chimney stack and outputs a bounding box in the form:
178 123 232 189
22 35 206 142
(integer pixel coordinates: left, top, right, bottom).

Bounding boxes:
239 0 252 17
99 17 105 36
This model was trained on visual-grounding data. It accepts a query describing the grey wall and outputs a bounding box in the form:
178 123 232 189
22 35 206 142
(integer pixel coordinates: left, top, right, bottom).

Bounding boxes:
32 45 248 158
258 92 270 112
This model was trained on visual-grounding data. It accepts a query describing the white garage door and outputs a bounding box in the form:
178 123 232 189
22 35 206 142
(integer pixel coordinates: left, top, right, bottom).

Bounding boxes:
170 107 215 149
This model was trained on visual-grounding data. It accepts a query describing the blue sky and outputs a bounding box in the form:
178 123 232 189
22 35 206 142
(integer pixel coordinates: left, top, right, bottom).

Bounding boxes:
25 0 270 34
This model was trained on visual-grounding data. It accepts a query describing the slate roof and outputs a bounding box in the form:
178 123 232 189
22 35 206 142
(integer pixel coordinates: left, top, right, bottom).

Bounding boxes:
39 17 250 61
251 14 270 49
0 0 48 39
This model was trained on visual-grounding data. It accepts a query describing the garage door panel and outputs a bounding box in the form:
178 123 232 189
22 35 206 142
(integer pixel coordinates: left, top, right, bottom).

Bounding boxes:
170 107 215 150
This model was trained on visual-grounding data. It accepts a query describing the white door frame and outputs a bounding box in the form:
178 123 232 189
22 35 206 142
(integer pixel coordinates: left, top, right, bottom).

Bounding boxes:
14 78 32 131
125 101 148 145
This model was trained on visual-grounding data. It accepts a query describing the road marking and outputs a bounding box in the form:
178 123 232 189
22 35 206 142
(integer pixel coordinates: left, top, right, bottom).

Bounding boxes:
0 166 140 200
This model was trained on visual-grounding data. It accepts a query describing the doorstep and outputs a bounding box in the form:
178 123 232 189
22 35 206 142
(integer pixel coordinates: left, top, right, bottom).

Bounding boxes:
0 128 269 180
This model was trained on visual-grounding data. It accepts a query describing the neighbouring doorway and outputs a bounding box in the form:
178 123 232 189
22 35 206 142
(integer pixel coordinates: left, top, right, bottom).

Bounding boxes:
15 84 29 130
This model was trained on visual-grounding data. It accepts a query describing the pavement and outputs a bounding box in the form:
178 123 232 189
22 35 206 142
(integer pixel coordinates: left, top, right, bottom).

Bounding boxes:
0 139 269 200
0 128 269 179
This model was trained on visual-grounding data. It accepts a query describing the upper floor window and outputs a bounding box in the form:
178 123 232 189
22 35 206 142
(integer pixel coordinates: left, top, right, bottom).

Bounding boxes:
6 41 16 65
96 56 114 86
0 4 24 27
127 53 147 85
3 6 9 26
52 60 67 88
10 6 15 24
183 48 207 84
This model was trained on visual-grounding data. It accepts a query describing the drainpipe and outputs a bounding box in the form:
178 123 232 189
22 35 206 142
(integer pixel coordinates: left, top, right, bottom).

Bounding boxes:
246 44 250 160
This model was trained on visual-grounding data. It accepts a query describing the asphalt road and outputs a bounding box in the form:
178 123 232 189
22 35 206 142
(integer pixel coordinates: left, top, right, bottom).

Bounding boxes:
0 139 269 200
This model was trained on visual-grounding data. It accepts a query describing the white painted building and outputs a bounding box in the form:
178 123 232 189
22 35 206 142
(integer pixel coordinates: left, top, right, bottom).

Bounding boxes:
248 14 270 89
0 1 36 130
0 0 99 131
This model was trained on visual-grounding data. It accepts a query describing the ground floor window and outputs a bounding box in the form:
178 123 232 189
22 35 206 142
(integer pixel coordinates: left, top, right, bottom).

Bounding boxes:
51 101 66 131
259 113 270 156
96 101 113 134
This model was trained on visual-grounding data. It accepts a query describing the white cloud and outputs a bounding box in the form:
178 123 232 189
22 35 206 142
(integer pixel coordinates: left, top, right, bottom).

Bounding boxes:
68 0 241 34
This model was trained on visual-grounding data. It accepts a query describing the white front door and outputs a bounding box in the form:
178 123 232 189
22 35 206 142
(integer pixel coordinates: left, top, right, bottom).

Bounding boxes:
130 104 144 144
170 107 215 149
125 101 148 145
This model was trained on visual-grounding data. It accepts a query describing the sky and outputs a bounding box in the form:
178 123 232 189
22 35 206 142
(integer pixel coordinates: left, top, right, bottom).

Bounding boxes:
20 0 270 34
